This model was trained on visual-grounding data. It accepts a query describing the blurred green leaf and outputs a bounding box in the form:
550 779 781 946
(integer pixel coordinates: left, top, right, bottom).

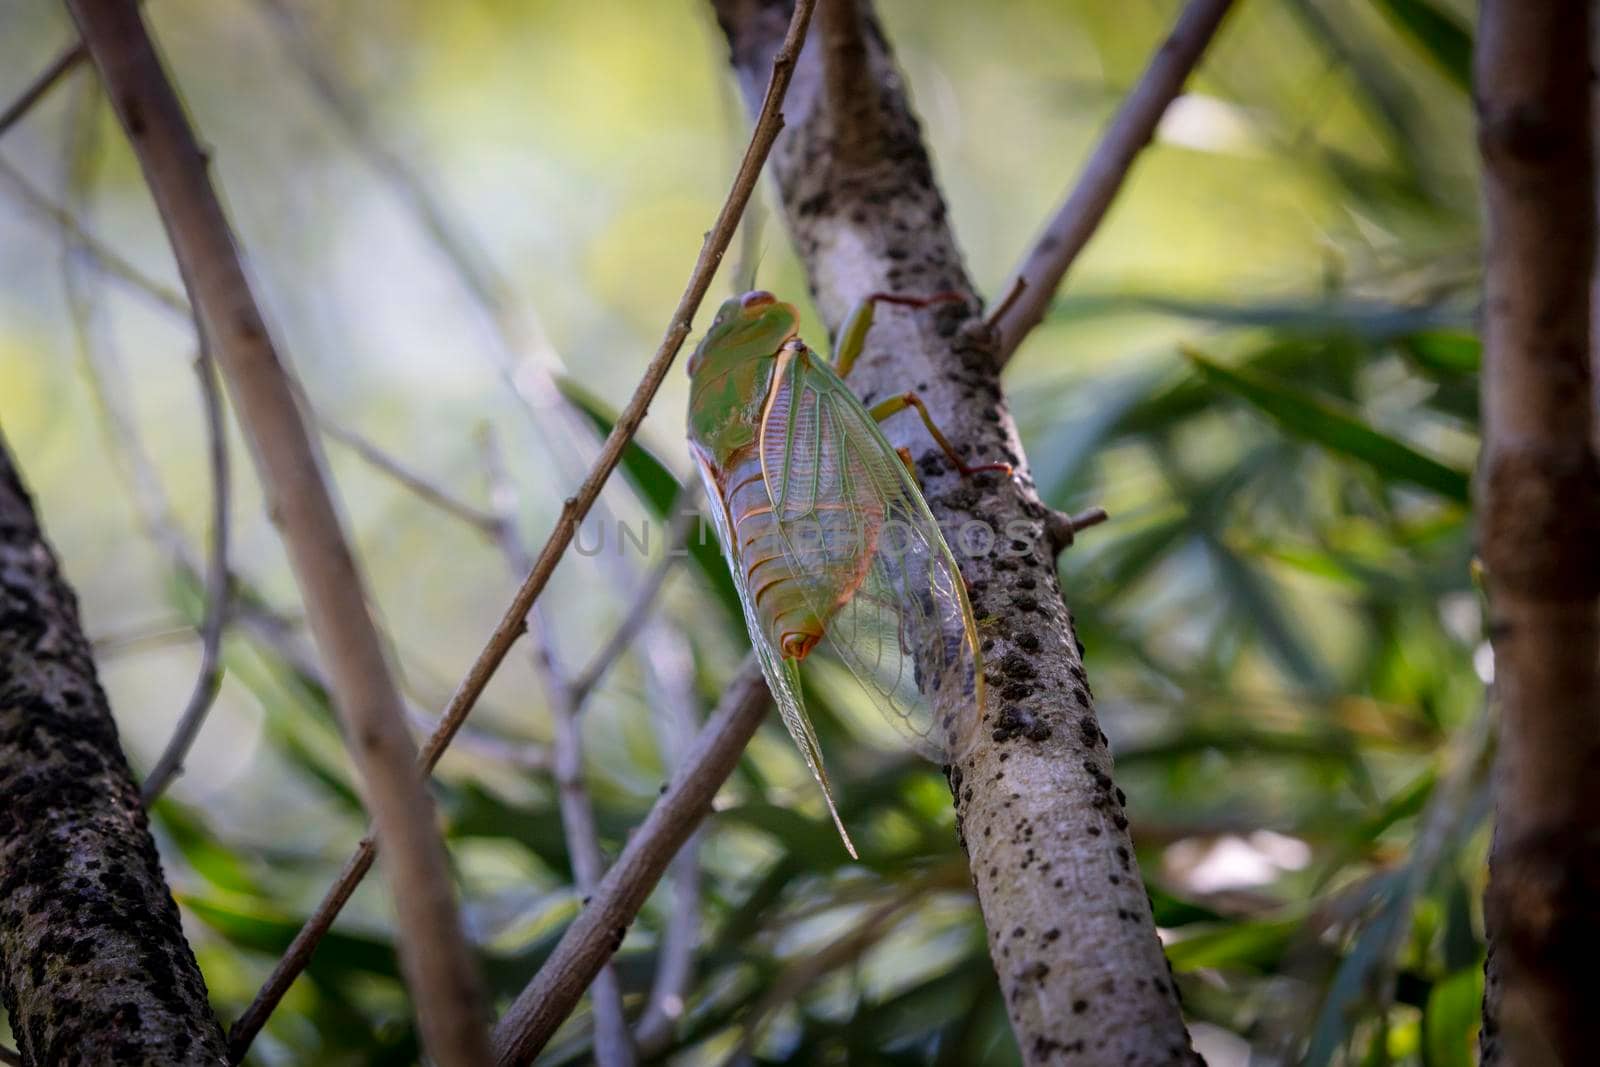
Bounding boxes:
1186 350 1471 503
555 375 743 624
1401 330 1480 376
1305 874 1409 1067
1424 966 1482 1067
154 800 263 896
1165 917 1301 972
1368 0 1474 93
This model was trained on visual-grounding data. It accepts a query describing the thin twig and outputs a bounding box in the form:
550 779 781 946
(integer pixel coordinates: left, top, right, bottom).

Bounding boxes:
66 2 491 1061
992 0 1237 364
492 659 772 1065
568 494 701 706
141 344 232 802
481 431 636 1066
51 159 543 787
228 2 812 1050
631 621 706 1054
55 81 230 806
0 1043 19 1067
0 153 189 314
316 408 499 534
92 619 196 656
0 40 86 139
255 0 603 494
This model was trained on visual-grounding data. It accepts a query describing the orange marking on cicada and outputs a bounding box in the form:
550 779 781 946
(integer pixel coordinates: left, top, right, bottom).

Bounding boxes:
781 630 823 660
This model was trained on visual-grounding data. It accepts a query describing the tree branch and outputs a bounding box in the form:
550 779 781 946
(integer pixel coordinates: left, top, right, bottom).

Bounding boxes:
0 153 189 315
228 0 815 1051
992 0 1236 365
0 427 229 1065
140 345 231 803
64 2 491 1061
54 95 232 805
491 660 772 1065
712 1 1197 1061
1475 1 1600 1063
0 40 86 140
567 498 699 707
480 432 636 1067
630 656 705 1054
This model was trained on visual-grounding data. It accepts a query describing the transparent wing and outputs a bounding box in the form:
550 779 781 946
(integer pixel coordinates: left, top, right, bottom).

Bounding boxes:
759 352 983 764
691 446 858 858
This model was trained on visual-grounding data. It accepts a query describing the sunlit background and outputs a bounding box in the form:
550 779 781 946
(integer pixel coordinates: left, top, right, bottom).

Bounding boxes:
0 0 1484 1063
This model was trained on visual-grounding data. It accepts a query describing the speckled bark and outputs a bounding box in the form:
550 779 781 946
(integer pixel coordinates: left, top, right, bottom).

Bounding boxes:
712 3 1198 1063
1475 2 1600 1064
0 429 228 1066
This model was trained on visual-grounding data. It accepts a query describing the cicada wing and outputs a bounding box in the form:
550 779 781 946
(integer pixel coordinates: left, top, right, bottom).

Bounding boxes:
691 446 858 859
759 353 984 765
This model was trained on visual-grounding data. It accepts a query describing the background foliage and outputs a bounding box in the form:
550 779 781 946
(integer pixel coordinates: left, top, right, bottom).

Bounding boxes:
0 0 1484 1062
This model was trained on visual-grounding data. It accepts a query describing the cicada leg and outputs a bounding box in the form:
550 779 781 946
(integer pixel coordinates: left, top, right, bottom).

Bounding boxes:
869 392 1014 479
833 293 1013 479
831 291 965 379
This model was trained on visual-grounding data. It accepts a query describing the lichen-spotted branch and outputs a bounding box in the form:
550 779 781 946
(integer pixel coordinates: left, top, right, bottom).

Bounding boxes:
712 1 1198 1062
0 428 229 1066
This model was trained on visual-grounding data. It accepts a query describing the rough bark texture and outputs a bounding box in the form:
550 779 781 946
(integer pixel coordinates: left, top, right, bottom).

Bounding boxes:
0 429 228 1066
713 3 1197 1063
1475 2 1600 1064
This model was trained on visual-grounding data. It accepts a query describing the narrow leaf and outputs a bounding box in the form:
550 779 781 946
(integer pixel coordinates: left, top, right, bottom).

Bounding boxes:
1368 0 1473 93
1185 349 1470 503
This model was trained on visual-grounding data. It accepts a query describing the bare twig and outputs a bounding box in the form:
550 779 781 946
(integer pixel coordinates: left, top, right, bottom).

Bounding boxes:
1475 1 1600 1062
316 408 499 534
141 345 232 802
92 619 196 655
55 81 232 804
66 2 491 1061
229 1 813 1051
481 431 636 1067
1044 505 1109 555
0 153 189 314
631 621 705 1054
492 659 772 1065
992 0 1237 364
568 496 700 706
0 40 86 139
568 485 708 1053
255 0 606 497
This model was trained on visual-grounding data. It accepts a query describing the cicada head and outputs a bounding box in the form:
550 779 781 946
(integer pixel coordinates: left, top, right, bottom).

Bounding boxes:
686 290 800 377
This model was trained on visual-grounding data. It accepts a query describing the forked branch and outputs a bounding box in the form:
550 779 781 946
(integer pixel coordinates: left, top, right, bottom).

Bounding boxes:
713 0 1197 1061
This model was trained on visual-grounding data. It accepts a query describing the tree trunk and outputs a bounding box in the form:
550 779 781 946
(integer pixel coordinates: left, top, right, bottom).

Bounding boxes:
1475 1 1600 1064
0 427 228 1066
712 2 1199 1063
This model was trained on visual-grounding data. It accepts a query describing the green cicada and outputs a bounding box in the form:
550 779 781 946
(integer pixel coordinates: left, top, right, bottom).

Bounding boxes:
687 290 1010 857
